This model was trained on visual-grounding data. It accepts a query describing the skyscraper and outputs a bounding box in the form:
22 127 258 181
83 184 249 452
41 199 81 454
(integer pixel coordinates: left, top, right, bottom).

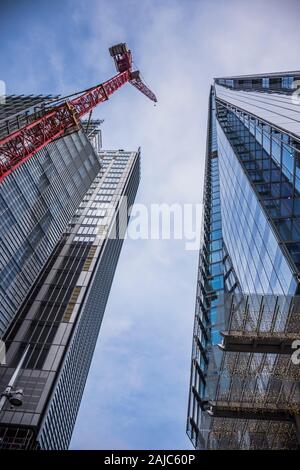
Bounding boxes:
0 148 140 449
187 72 300 449
0 96 101 336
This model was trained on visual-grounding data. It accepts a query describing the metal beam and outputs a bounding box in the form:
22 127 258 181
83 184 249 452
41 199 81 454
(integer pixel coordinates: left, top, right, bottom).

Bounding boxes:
206 400 296 422
218 331 297 354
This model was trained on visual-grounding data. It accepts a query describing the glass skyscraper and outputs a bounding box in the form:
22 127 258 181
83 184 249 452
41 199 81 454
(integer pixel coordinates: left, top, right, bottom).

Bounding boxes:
0 147 140 449
187 72 300 449
0 96 101 337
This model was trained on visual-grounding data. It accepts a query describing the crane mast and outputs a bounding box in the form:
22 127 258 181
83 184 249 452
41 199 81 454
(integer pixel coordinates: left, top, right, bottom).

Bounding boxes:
0 43 157 184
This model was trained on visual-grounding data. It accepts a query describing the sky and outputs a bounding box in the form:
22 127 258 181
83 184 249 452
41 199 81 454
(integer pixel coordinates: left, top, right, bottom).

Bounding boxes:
1 0 300 450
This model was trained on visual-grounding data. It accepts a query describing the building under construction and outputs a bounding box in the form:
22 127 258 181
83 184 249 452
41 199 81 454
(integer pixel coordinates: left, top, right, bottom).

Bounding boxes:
0 44 156 449
187 73 300 449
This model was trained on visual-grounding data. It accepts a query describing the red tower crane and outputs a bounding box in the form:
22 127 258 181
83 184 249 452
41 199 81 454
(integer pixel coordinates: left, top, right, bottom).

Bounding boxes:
0 43 157 184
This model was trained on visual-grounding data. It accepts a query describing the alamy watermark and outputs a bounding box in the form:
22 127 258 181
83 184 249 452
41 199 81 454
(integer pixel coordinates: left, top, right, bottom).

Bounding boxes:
107 198 202 251
291 339 300 365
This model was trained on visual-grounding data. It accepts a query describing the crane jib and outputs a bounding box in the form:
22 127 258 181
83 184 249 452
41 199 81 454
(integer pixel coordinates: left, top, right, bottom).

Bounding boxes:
0 43 157 184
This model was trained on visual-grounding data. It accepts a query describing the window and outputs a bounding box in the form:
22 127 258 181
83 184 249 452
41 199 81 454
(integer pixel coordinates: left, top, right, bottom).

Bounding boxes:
101 183 117 189
211 212 221 223
211 229 222 241
262 77 269 88
211 329 221 345
87 209 106 217
225 79 234 88
94 195 112 202
210 262 223 276
209 239 222 251
211 220 222 231
282 144 294 176
210 275 224 291
282 76 294 89
210 250 223 263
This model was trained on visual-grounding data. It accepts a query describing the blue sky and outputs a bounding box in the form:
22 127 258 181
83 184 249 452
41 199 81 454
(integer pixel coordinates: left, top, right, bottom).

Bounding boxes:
1 0 300 450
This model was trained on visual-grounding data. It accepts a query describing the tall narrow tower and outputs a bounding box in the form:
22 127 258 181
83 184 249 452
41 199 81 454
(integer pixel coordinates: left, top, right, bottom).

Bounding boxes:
187 72 300 450
0 147 140 449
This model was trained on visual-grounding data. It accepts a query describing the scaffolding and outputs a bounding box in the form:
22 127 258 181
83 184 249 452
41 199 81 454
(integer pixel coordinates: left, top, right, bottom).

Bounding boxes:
189 293 300 449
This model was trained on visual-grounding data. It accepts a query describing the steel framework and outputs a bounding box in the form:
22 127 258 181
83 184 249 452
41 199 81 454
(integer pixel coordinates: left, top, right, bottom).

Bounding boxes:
0 43 157 183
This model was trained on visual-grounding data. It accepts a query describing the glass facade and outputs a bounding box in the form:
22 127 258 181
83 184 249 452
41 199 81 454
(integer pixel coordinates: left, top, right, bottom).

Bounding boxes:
0 129 101 337
217 120 296 295
187 72 300 450
0 149 140 449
